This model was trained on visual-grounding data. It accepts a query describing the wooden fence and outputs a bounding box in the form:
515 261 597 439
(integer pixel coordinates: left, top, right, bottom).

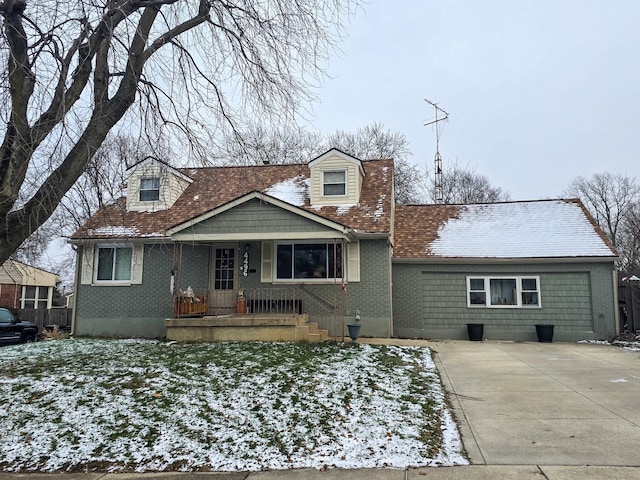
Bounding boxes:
17 308 72 332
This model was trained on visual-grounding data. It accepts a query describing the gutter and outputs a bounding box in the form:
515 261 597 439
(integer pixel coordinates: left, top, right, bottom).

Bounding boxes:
353 232 391 240
67 236 172 245
392 256 620 265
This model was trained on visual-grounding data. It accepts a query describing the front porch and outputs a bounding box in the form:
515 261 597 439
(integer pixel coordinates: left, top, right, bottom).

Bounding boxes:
168 236 366 340
165 313 330 342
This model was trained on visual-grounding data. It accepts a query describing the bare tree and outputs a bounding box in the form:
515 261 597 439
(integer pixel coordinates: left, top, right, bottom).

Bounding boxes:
422 160 510 204
565 173 640 249
325 122 421 204
618 203 640 272
55 132 162 233
11 132 162 287
214 121 422 204
214 123 322 166
0 0 357 265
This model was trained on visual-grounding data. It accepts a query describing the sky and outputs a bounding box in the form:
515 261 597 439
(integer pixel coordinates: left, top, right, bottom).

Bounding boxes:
37 1 640 282
305 0 640 201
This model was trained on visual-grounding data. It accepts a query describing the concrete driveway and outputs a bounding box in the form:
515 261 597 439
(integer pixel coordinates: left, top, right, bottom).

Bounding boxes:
433 340 640 466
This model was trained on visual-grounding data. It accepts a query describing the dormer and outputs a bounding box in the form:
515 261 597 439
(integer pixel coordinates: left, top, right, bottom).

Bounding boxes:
125 157 193 212
309 149 365 206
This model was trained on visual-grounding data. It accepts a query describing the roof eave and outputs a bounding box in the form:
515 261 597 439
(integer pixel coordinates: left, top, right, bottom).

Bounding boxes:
68 236 172 244
392 255 620 265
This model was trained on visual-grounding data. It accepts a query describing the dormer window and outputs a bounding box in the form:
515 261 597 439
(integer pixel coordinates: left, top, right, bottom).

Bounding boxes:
323 170 346 196
139 177 160 202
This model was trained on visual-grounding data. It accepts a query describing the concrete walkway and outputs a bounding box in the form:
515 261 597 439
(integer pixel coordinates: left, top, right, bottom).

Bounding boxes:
2 340 640 479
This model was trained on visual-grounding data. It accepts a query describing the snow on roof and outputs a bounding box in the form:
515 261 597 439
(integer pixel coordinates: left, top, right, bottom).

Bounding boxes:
428 200 615 258
264 176 309 207
373 194 386 222
87 226 141 237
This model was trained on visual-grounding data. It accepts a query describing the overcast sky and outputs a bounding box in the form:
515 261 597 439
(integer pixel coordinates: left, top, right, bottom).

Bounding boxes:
306 0 640 201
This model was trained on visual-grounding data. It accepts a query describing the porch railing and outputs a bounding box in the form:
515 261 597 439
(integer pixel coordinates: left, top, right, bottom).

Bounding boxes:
171 286 341 317
244 288 303 315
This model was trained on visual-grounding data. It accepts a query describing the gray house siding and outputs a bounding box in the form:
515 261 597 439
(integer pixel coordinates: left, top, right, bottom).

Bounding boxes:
75 244 174 338
237 238 392 338
392 261 616 342
178 244 210 293
187 199 336 235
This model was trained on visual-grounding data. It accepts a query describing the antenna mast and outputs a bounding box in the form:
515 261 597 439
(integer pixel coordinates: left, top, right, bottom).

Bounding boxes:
424 99 449 204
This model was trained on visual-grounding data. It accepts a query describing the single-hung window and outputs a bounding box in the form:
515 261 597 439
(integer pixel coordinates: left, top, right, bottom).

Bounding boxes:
521 278 540 306
323 170 346 196
139 177 160 202
96 246 132 282
468 278 487 305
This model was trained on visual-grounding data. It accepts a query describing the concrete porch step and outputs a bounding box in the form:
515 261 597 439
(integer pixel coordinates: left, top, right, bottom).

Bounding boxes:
165 313 330 343
307 322 329 341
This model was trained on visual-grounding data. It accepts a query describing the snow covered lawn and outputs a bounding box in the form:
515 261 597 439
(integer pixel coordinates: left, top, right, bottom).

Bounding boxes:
0 339 467 473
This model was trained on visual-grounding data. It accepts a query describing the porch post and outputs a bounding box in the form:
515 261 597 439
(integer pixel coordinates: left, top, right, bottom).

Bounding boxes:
171 242 183 318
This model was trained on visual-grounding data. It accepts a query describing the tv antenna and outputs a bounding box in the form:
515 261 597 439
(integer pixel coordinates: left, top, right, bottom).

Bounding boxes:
424 99 449 204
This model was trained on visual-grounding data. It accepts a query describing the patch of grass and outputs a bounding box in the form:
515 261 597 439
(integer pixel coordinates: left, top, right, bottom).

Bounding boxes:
0 339 458 472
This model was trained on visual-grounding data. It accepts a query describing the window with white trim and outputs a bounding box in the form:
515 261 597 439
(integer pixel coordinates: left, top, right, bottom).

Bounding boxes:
139 177 160 201
467 276 540 308
322 170 346 196
95 246 133 282
276 242 343 280
21 286 49 309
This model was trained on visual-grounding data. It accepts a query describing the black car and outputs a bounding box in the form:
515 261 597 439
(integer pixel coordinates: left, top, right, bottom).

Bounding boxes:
0 307 39 345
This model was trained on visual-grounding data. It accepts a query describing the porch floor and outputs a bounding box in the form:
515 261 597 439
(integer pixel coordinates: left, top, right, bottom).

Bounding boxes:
164 313 330 343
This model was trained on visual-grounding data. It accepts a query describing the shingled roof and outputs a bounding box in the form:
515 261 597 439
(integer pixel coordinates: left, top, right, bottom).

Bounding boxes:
71 159 394 240
394 199 618 260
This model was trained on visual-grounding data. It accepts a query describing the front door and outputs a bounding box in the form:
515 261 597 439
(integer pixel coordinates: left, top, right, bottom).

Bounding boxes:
209 246 237 314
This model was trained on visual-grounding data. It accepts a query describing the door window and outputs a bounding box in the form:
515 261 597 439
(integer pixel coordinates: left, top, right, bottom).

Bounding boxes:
214 248 235 290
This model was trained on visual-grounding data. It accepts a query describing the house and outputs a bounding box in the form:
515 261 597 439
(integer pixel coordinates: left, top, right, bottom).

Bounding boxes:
69 149 619 342
0 260 60 310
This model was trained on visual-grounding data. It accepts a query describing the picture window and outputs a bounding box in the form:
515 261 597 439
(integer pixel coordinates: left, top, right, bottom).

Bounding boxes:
276 242 342 280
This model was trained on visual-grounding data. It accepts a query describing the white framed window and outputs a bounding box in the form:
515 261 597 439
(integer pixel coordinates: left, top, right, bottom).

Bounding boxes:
275 242 343 281
322 170 346 196
139 177 160 202
95 245 133 283
467 276 541 308
21 286 50 309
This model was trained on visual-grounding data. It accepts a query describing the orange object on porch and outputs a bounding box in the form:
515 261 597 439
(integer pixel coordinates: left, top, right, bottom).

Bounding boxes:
236 298 247 314
175 295 208 317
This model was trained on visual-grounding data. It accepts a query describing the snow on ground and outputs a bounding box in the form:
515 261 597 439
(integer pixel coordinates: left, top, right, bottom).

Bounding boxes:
0 339 467 473
580 335 640 352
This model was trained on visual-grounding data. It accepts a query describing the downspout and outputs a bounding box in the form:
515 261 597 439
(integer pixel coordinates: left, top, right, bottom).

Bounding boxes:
340 238 345 342
613 268 620 336
388 238 394 338
70 246 81 336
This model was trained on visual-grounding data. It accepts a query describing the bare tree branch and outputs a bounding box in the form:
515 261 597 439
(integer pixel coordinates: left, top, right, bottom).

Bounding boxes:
422 160 510 204
565 172 640 271
0 0 357 264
